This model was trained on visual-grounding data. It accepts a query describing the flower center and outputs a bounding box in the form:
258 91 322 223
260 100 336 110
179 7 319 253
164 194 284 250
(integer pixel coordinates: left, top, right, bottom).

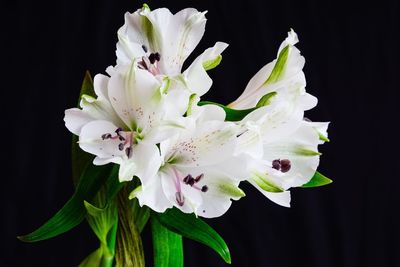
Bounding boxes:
138 45 161 75
172 168 208 207
101 127 134 158
272 159 291 173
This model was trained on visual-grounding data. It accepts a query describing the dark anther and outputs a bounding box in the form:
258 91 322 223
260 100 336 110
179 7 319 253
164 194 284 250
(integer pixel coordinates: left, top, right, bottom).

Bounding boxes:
142 44 148 53
148 53 157 64
175 192 185 206
115 128 123 134
183 174 195 186
280 159 291 173
118 143 125 151
194 174 204 182
154 52 161 61
272 159 281 170
119 136 125 141
101 133 112 140
201 185 208 192
125 147 132 158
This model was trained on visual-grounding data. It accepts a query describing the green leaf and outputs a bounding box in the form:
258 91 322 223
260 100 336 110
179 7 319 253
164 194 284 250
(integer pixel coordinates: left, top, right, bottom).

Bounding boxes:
79 248 103 267
151 216 184 267
301 171 333 188
198 101 256 121
256 91 277 108
262 45 290 86
203 55 222 71
18 164 117 242
72 71 96 186
155 208 231 264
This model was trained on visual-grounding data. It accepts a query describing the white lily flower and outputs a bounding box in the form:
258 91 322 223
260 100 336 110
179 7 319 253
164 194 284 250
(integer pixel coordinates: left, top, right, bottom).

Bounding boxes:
133 105 246 218
229 29 316 110
64 63 190 182
116 4 228 96
237 114 328 207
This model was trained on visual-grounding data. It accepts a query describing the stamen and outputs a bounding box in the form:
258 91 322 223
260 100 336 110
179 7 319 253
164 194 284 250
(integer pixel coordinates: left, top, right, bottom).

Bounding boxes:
148 53 157 64
101 133 112 140
125 147 132 158
175 192 185 206
280 159 291 173
118 143 125 151
201 185 208 192
142 44 148 53
183 174 195 186
154 52 161 61
272 159 281 170
272 159 291 173
115 128 123 134
194 174 204 182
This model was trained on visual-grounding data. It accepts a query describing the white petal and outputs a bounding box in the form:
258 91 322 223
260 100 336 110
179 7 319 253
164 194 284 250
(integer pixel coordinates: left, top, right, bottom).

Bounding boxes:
116 11 149 65
229 61 275 109
229 29 307 110
108 64 161 130
179 168 244 218
135 173 172 213
79 120 124 159
172 120 238 168
262 122 321 189
132 142 162 185
182 42 228 96
160 168 202 214
64 108 94 135
119 159 137 182
250 178 291 207
158 8 207 74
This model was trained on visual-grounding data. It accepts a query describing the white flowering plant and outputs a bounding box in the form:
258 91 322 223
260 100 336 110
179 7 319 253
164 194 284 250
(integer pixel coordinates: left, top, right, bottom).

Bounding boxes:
19 4 332 266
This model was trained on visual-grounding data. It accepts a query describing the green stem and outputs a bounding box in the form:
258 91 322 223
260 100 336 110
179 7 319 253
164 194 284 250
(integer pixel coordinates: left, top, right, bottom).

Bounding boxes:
102 220 118 267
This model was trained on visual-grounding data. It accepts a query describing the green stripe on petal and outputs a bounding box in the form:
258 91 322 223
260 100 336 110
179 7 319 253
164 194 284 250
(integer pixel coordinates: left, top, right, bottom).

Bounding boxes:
252 173 283 193
218 183 246 199
294 147 322 156
318 132 330 142
203 55 222 71
256 91 277 107
263 45 290 86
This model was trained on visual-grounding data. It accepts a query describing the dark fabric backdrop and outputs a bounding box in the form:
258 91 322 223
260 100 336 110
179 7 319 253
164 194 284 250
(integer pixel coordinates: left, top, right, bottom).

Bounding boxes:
2 0 399 266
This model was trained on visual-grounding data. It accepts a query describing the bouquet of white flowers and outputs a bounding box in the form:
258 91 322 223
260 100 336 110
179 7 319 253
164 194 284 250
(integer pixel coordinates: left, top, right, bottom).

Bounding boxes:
19 4 331 266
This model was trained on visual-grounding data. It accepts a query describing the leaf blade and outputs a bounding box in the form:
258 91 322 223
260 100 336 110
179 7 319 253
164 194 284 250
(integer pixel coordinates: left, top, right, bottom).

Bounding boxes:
301 171 332 188
151 216 183 267
18 164 116 242
155 208 231 264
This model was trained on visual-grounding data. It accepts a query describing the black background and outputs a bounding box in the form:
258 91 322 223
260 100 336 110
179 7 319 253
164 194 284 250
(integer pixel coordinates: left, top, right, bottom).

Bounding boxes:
2 0 399 266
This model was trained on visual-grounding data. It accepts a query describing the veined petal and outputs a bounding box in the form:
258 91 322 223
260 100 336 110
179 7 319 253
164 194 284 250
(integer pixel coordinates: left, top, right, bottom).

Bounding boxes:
229 29 308 110
182 42 228 96
108 64 161 130
160 168 203 214
135 173 172 213
79 120 125 159
262 122 322 189
304 121 330 144
119 158 137 182
116 8 155 65
185 169 244 218
64 108 94 135
157 8 207 74
170 120 239 168
249 178 291 207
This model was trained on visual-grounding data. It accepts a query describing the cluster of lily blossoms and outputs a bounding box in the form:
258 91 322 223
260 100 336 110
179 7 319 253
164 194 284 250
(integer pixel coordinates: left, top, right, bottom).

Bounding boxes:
64 5 329 218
